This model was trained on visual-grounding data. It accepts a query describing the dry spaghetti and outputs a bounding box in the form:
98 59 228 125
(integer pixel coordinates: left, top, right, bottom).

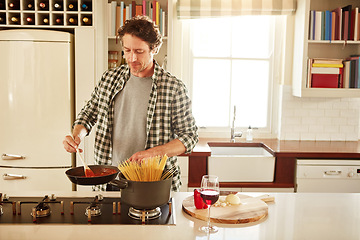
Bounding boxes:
118 155 175 182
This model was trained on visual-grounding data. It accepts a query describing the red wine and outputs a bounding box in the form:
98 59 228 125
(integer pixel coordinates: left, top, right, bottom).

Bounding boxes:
200 190 219 206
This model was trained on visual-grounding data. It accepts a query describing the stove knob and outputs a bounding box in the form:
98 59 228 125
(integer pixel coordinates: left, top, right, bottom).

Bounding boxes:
348 172 355 178
50 194 56 200
96 194 104 201
2 194 9 201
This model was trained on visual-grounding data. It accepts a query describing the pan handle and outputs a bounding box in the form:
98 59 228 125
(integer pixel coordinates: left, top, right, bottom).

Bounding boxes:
109 179 128 189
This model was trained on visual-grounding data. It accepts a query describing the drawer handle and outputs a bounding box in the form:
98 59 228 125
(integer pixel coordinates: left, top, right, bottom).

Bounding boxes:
324 170 341 175
2 153 26 160
3 173 27 180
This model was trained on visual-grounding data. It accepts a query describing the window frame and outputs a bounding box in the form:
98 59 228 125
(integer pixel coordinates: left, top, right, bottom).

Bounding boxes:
179 16 286 139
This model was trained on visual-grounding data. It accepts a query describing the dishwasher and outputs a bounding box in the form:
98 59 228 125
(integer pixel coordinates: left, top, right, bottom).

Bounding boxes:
296 159 360 193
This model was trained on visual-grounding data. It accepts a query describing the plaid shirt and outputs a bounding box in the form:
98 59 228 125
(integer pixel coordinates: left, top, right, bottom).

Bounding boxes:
74 61 198 191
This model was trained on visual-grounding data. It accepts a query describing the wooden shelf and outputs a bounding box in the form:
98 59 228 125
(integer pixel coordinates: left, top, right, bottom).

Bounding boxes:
292 0 360 98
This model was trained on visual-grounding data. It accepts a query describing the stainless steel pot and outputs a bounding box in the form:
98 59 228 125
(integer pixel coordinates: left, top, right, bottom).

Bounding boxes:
110 175 172 210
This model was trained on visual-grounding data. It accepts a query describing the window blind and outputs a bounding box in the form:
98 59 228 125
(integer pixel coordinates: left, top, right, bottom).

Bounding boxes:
177 0 297 19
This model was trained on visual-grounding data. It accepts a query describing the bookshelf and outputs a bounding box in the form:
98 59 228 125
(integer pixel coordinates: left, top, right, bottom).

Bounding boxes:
106 0 169 69
292 0 360 98
0 0 94 27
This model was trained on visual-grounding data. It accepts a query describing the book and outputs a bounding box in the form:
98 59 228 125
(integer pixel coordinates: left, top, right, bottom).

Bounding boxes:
132 1 136 18
311 73 340 88
343 60 351 88
110 1 117 36
331 11 336 41
311 67 340 74
143 0 146 16
332 7 342 40
313 58 343 64
120 1 124 27
354 8 359 41
309 10 315 40
321 11 325 40
315 11 322 40
116 5 121 34
350 8 356 40
342 5 352 40
135 5 142 16
312 63 344 68
325 10 331 40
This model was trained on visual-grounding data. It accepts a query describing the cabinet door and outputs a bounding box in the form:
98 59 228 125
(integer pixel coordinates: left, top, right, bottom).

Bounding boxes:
0 167 72 191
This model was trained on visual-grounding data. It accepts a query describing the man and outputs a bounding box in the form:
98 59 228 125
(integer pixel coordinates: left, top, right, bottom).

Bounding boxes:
63 16 198 191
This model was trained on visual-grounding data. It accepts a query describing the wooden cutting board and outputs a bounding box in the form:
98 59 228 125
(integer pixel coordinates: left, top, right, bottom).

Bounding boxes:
182 194 271 224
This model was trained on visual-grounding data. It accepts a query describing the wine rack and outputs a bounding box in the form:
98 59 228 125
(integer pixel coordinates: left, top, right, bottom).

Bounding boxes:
0 0 93 27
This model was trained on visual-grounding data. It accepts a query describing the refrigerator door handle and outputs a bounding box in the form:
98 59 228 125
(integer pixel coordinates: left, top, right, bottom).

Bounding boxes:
3 173 27 180
2 153 26 160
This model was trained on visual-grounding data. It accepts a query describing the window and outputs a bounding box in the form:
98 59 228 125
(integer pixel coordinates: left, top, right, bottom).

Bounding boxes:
181 16 286 138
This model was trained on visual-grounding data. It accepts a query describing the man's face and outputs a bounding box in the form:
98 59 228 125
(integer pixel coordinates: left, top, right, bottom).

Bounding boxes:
122 34 155 77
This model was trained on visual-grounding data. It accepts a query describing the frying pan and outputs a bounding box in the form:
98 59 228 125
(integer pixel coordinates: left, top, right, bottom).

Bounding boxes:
65 165 120 185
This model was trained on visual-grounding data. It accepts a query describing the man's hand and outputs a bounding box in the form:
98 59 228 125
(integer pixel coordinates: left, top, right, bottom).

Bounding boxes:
128 139 186 162
63 125 87 153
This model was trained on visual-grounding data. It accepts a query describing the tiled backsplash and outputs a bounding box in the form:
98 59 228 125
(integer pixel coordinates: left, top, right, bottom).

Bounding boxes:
280 85 360 141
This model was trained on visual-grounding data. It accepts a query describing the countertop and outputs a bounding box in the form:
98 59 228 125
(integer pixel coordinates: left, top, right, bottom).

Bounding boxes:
1 191 360 240
192 138 360 157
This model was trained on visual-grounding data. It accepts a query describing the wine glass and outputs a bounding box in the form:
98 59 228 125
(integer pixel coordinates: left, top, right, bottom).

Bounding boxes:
199 175 220 233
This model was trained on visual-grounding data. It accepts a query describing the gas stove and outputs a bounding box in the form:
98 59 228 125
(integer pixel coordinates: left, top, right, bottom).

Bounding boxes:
0 193 175 225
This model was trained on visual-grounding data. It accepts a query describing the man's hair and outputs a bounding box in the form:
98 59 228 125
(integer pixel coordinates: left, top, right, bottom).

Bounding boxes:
118 15 163 53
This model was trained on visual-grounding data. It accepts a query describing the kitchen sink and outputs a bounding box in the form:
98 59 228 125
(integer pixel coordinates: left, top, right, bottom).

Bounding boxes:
208 143 275 182
210 146 273 157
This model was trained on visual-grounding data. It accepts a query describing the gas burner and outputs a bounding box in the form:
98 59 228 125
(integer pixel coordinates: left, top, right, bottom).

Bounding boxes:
31 205 51 218
30 195 51 218
128 207 161 222
85 204 102 217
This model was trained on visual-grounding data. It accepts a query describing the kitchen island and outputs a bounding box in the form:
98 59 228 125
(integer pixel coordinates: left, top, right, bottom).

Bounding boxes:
1 191 360 240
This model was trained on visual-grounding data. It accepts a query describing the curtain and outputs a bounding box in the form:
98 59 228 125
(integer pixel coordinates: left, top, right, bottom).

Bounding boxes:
177 0 297 19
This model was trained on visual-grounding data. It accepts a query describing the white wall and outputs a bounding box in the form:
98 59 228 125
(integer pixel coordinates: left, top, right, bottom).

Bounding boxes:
279 85 360 141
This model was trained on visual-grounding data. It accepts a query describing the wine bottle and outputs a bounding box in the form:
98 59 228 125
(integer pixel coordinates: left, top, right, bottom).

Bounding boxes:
68 3 77 11
10 16 19 24
82 16 91 25
55 17 63 25
54 2 62 10
0 16 5 24
8 2 19 10
26 17 34 24
39 2 48 10
43 18 49 24
68 17 77 25
81 3 89 11
0 2 4 10
27 3 34 10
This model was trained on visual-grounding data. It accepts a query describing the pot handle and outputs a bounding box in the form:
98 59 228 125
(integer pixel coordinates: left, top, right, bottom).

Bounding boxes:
109 179 128 189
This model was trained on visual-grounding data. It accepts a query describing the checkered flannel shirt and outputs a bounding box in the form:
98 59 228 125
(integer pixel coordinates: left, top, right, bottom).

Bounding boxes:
73 61 198 191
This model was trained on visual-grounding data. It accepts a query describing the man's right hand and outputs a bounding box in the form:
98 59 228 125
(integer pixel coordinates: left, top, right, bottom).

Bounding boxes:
63 125 87 153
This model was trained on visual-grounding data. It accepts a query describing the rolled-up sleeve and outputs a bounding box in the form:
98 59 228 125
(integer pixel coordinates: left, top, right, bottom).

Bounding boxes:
172 82 199 153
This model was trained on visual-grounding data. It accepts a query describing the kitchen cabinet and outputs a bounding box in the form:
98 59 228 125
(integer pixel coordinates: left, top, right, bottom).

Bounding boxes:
104 0 171 69
292 0 360 98
189 139 360 192
0 0 94 27
177 156 188 191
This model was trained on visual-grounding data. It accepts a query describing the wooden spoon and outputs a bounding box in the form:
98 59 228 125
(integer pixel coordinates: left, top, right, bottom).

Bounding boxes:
76 148 95 177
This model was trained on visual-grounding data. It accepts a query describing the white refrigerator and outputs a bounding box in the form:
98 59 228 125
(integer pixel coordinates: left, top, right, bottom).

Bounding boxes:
0 29 74 191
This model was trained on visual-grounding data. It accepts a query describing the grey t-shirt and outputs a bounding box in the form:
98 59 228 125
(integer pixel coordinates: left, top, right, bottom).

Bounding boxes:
112 74 153 166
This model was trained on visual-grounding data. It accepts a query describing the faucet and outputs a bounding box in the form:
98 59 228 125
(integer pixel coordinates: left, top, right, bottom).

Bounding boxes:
230 106 242 142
